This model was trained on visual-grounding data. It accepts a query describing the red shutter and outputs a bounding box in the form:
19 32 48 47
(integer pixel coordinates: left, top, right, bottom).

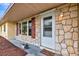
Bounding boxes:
16 23 18 36
31 17 36 38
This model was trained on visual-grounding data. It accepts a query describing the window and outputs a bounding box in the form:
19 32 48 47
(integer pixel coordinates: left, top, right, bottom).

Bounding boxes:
43 16 52 37
19 23 21 34
4 24 6 32
22 22 27 35
28 20 32 36
18 19 34 36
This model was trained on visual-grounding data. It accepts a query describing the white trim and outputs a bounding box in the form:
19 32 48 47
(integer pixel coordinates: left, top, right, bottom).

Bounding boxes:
27 20 29 36
40 9 56 50
18 19 32 37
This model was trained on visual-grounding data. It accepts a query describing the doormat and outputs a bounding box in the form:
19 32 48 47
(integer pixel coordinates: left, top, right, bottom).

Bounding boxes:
41 49 55 56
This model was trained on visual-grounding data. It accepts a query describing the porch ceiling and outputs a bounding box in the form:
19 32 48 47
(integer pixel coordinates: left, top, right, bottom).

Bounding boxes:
1 3 63 23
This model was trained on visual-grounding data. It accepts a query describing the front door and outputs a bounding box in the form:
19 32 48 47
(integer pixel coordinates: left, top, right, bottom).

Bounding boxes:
41 11 55 49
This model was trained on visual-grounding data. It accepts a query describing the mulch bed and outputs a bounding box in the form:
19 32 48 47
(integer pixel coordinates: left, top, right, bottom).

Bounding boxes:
0 36 27 56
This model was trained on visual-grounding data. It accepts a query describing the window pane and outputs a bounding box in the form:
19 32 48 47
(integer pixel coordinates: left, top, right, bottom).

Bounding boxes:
19 23 21 34
22 22 27 35
43 16 52 37
28 21 32 36
4 24 6 32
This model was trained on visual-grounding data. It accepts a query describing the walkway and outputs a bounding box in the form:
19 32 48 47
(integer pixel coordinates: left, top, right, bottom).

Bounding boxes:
0 36 27 56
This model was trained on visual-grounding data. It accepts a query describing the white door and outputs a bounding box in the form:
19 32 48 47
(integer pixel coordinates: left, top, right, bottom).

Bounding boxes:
41 11 55 49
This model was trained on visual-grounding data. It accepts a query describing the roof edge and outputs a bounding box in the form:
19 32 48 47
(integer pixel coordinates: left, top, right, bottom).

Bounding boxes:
0 3 14 25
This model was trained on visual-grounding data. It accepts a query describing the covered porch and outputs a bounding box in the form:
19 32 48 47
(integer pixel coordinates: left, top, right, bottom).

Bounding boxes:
0 3 78 56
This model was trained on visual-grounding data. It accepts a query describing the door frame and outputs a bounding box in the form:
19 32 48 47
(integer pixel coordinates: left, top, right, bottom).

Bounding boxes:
40 9 56 50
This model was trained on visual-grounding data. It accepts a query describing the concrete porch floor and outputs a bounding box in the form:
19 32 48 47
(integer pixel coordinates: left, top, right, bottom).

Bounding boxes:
10 37 61 56
9 38 46 56
0 36 60 56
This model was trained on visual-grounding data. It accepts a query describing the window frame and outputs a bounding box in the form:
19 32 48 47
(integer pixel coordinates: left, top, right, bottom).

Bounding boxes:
28 20 32 36
18 19 32 36
43 16 52 37
4 24 6 32
18 23 22 34
22 21 27 35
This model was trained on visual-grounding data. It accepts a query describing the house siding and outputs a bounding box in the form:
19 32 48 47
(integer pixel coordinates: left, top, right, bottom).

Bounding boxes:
8 22 16 39
0 23 8 39
0 22 16 40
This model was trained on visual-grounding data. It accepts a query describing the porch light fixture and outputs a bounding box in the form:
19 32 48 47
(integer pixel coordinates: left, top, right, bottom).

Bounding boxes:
60 13 63 17
59 13 63 21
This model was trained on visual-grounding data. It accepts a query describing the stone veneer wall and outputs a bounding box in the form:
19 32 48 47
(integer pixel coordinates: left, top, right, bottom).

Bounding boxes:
35 16 41 46
55 4 78 56
78 4 79 56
